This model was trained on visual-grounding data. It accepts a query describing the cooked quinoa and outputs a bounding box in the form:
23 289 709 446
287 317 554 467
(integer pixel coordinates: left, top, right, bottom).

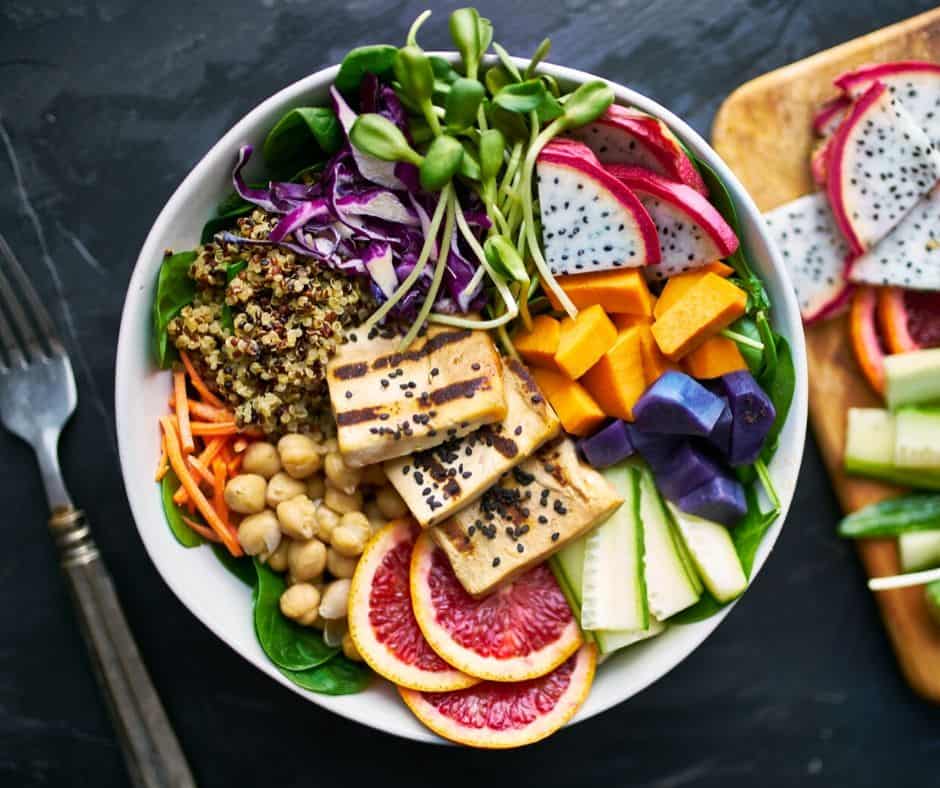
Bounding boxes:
168 209 374 435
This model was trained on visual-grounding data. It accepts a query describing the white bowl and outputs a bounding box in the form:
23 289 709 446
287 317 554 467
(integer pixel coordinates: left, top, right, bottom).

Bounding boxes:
115 55 808 744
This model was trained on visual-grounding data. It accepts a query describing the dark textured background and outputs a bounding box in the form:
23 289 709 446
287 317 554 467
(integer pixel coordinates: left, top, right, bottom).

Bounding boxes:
2 1 940 785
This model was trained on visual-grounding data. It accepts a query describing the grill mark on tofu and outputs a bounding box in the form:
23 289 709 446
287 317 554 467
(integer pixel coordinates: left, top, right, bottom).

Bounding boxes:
489 431 518 458
371 330 471 370
430 376 490 406
335 406 382 426
331 361 369 381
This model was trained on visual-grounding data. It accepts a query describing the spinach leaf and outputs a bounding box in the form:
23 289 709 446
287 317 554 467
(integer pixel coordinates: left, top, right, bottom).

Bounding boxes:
160 471 203 547
200 194 254 244
838 494 940 538
252 559 338 671
335 44 398 94
279 656 372 696
220 260 247 333
695 159 771 314
263 107 342 181
670 486 779 625
759 334 795 462
153 250 197 368
729 316 764 376
211 543 255 587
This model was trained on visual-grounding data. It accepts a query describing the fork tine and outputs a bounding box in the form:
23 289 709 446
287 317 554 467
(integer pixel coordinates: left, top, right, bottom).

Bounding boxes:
0 232 61 353
0 257 46 360
0 298 24 369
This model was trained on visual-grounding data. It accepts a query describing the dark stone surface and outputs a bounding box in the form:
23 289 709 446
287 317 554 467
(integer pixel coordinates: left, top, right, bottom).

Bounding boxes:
2 1 939 785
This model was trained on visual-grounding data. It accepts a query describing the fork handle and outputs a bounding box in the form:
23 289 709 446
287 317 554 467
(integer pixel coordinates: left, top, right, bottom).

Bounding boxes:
50 507 197 788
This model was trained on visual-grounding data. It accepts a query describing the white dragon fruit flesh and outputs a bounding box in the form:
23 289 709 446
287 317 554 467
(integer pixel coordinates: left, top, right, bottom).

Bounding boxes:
827 80 940 254
836 61 940 149
849 183 940 291
566 104 708 195
764 192 852 323
606 165 739 280
536 139 660 275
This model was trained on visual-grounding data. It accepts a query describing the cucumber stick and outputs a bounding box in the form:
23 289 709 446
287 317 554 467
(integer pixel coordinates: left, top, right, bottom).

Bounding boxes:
899 530 940 572
581 465 648 632
844 408 940 489
637 469 702 618
895 409 940 469
594 617 665 655
668 503 747 603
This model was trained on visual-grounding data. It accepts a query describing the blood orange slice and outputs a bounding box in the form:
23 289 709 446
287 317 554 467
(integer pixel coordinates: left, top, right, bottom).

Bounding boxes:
850 286 886 395
410 532 582 682
399 644 597 749
348 520 478 692
877 287 940 355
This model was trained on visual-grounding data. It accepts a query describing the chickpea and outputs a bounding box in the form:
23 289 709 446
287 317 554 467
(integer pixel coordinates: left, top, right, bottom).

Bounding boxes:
324 485 363 515
264 538 290 572
376 486 409 520
327 547 358 579
276 494 318 540
237 510 281 556
224 474 267 514
364 501 386 532
279 583 321 626
322 437 338 454
265 472 307 508
360 464 387 487
324 452 361 495
315 504 341 543
342 632 362 662
277 434 323 479
306 475 326 501
319 578 351 619
241 442 281 479
287 537 327 582
331 512 371 558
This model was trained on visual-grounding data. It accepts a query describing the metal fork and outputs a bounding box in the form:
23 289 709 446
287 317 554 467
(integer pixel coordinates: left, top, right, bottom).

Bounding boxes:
0 234 196 788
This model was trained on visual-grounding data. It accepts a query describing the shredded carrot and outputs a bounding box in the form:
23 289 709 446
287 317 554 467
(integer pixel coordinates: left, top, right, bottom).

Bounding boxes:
212 458 239 545
227 454 243 475
154 434 169 482
174 371 195 454
187 455 216 487
181 515 222 543
161 416 242 556
189 400 235 423
190 421 239 437
179 350 226 409
174 437 230 505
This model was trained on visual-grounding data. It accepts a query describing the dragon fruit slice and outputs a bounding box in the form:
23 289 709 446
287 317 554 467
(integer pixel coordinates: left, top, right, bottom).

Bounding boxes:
835 61 940 148
763 192 853 323
566 105 708 195
536 139 660 275
810 138 831 187
606 165 739 280
827 80 940 255
849 184 940 290
813 95 852 137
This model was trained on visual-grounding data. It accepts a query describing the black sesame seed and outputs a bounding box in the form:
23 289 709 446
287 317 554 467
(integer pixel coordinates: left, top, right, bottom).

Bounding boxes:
492 557 501 567
551 532 560 542
517 543 524 553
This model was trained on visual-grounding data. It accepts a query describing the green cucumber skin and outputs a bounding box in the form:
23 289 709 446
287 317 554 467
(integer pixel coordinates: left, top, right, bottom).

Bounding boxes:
838 494 940 538
845 459 940 491
925 581 940 628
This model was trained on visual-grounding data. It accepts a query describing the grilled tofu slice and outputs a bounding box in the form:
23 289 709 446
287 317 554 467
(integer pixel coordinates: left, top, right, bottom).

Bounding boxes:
431 437 622 597
327 327 506 467
384 358 561 527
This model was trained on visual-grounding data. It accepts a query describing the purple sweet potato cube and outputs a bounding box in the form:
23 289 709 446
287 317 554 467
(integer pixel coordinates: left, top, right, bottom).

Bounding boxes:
678 476 747 526
633 371 725 437
577 420 635 469
713 371 776 466
655 442 727 501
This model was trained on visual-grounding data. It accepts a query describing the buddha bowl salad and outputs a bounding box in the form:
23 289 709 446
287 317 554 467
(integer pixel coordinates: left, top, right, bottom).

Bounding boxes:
151 8 794 747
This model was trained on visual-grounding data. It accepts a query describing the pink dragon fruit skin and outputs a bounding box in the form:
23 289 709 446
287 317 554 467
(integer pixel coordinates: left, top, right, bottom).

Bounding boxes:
812 95 852 137
835 61 940 148
826 80 940 255
763 192 853 324
566 104 708 195
536 139 661 275
606 165 739 280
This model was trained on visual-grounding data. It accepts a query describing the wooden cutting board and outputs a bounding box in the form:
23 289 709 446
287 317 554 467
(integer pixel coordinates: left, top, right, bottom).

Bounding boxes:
712 7 940 702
